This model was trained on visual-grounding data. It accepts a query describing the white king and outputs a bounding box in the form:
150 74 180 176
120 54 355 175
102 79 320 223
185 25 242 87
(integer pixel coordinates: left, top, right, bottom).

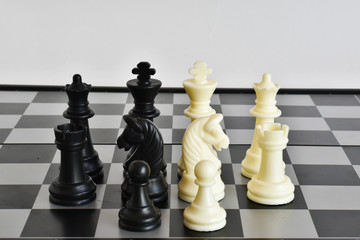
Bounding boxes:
183 62 217 121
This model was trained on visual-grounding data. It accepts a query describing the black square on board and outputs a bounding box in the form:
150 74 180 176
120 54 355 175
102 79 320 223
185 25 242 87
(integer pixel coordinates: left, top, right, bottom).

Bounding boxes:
90 129 119 144
169 209 243 238
89 103 125 115
288 130 339 146
0 145 56 163
0 129 11 143
0 103 29 114
154 115 173 128
15 116 64 128
21 209 100 238
325 118 360 131
219 93 255 105
212 104 222 114
32 91 67 103
0 185 40 209
278 105 322 117
173 104 188 115
293 165 360 185
163 144 172 163
342 146 360 165
310 94 360 106
43 163 60 184
310 210 360 237
221 164 235 184
112 147 127 163
171 163 181 184
229 145 249 164
224 116 255 129
101 184 122 209
172 129 185 144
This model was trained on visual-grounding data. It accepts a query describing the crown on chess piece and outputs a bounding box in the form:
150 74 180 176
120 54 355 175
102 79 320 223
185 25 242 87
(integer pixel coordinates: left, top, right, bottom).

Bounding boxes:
127 62 161 121
183 61 217 120
63 74 94 119
250 73 281 118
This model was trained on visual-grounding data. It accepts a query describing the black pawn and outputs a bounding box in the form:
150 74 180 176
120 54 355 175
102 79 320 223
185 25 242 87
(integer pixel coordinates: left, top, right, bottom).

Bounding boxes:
119 160 161 231
49 123 96 206
63 74 103 182
127 62 161 121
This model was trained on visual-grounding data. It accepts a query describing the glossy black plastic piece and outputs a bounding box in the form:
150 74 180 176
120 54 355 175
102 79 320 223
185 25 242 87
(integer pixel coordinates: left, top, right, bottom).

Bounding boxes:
127 62 161 121
49 123 96 206
117 115 168 203
118 160 161 231
63 74 103 182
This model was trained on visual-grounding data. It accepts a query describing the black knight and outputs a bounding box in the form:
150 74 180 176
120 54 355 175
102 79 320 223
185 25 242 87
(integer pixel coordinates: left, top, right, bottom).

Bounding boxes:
117 115 168 203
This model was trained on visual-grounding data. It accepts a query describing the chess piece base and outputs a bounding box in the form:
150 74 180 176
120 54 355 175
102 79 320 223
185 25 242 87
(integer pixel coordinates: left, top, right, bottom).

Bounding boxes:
247 174 295 205
118 206 161 232
49 177 97 206
184 203 226 232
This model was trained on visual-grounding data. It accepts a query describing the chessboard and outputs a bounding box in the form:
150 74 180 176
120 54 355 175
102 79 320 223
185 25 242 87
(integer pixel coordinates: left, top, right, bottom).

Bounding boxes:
0 89 360 239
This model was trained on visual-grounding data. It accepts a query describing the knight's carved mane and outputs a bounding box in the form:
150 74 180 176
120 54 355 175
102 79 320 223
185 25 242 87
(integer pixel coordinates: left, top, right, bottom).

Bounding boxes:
182 118 217 173
128 119 163 176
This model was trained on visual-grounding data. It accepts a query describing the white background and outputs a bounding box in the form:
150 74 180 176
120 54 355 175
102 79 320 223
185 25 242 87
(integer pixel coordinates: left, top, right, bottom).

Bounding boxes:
0 0 359 89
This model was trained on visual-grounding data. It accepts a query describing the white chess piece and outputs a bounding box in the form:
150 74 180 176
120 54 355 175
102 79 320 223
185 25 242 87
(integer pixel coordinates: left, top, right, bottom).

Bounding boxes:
178 62 218 176
241 73 281 178
178 114 229 202
183 160 227 232
247 123 295 205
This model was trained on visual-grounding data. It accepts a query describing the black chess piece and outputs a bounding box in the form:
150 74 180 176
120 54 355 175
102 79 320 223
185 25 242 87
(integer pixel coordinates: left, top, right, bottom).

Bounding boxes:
117 115 168 204
118 160 161 231
127 62 167 175
63 74 103 183
127 62 161 121
49 123 96 206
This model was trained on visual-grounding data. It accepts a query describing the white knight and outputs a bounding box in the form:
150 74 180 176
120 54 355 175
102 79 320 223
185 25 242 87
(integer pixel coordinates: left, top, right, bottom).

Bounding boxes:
178 113 229 202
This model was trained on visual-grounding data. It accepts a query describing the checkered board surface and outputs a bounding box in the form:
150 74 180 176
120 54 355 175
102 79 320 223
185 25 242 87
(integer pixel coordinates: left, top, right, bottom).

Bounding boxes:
1 90 360 239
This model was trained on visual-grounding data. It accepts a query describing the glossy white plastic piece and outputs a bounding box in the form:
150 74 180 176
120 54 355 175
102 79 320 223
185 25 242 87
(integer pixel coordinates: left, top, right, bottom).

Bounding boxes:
241 73 281 178
183 160 227 232
183 61 217 120
247 123 295 205
178 114 229 202
178 62 218 176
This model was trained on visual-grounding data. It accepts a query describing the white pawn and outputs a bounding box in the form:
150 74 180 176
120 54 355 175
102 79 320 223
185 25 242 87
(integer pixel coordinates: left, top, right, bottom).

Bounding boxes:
178 114 228 203
183 160 226 232
247 123 295 205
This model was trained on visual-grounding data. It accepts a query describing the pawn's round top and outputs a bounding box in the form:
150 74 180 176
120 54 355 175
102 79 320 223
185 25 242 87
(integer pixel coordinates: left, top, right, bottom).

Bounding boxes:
128 160 151 184
194 160 217 182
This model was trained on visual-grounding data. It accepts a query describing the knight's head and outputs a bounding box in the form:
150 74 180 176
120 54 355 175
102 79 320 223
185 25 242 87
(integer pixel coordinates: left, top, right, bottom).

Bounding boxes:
117 115 145 151
203 114 229 151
